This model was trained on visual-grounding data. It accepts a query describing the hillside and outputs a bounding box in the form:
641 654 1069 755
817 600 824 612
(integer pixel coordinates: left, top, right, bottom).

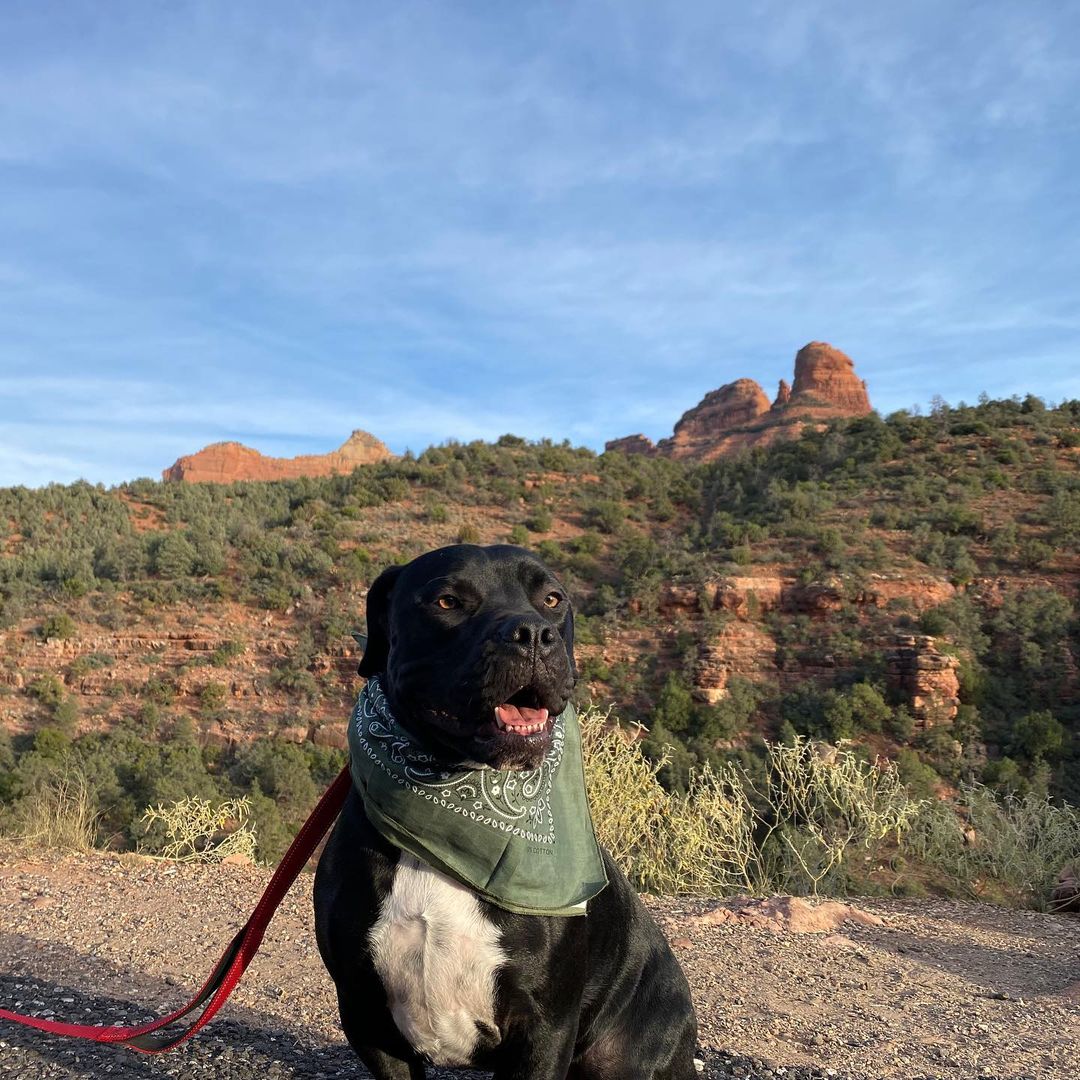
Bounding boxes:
1 394 1079 864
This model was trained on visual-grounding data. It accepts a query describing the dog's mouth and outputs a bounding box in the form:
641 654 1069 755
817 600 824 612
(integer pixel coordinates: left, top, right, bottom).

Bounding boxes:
493 686 552 737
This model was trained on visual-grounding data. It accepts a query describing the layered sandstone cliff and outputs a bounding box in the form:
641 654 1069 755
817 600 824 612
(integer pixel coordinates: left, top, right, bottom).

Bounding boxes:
605 341 871 462
163 429 394 483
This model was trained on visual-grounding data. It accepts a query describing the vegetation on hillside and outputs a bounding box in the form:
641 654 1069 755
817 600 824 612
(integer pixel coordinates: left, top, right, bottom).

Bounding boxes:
1 394 1079 894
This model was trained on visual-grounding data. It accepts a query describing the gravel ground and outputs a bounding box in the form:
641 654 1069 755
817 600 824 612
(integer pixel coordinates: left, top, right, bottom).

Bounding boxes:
0 845 1077 1079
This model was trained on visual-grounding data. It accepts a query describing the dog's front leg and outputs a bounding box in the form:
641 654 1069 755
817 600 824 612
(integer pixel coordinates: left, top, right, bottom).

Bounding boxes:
355 1045 426 1080
494 1029 577 1080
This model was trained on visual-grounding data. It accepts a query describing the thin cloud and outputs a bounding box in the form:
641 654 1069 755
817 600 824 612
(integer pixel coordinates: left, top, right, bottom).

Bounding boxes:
0 1 1078 486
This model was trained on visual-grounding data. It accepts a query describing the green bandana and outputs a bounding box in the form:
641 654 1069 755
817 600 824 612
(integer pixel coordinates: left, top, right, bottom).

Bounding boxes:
347 677 608 916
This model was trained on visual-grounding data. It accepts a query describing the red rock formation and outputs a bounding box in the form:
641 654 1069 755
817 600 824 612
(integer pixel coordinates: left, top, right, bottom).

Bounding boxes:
790 342 871 414
604 434 657 456
606 342 872 462
886 634 961 727
655 379 771 460
694 621 779 704
705 575 785 618
163 429 394 483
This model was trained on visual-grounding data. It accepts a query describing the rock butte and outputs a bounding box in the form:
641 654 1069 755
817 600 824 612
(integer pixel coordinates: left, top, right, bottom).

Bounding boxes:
163 429 394 484
606 341 872 462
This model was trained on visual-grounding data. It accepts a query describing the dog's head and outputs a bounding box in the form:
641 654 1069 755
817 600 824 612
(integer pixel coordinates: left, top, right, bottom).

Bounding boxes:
357 544 576 770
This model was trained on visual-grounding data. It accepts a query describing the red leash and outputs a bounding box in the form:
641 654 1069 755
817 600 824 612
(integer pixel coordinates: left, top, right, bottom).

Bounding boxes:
0 766 352 1053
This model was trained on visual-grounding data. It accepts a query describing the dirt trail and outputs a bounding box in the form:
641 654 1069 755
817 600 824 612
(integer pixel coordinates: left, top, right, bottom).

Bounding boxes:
0 846 1077 1079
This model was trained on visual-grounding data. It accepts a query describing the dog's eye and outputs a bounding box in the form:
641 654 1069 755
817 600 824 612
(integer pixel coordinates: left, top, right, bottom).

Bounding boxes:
543 592 563 609
436 595 460 610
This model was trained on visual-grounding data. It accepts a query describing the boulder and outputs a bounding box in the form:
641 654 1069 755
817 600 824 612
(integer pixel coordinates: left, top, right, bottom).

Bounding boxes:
1050 864 1080 913
691 896 885 934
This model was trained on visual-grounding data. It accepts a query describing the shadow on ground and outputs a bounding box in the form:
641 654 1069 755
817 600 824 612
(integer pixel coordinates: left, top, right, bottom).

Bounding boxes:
0 934 1053 1080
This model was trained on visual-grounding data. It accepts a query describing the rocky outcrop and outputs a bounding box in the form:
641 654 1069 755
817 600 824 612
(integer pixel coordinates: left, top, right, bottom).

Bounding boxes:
886 634 961 727
705 575 785 618
163 430 394 483
606 341 872 462
790 342 871 414
691 896 884 934
655 380 771 460
604 433 656 456
694 621 778 704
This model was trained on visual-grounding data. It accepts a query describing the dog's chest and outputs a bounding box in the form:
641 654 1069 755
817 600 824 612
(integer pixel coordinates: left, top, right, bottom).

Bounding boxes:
369 854 506 1067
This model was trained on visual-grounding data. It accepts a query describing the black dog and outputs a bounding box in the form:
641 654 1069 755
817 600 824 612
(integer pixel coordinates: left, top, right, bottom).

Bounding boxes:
314 544 698 1079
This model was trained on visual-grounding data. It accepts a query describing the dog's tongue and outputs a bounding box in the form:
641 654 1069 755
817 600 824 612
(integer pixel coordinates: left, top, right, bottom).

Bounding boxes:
495 703 549 731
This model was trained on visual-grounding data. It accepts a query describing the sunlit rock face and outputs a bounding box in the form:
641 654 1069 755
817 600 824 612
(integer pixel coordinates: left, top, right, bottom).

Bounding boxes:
606 342 873 463
163 430 394 483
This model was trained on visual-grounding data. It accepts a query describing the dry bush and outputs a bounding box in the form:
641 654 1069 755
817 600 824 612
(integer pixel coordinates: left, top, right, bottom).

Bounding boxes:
1 771 100 852
907 784 1080 910
581 707 759 894
581 709 921 897
758 738 924 895
139 796 258 863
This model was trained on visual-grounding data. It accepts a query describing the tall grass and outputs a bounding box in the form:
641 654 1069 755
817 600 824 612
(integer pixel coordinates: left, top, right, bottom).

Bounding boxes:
3 705 1078 911
2 770 100 852
583 709 920 896
905 785 1080 910
582 706 1080 907
582 707 760 894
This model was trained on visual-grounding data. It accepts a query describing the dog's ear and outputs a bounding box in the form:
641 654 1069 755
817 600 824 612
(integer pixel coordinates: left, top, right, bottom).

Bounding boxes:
357 565 403 677
561 600 576 678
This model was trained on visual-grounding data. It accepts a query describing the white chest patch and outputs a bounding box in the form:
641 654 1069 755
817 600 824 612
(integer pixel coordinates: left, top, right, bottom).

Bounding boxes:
369 854 506 1067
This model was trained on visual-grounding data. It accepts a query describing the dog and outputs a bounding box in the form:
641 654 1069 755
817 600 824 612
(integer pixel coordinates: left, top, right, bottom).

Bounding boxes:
314 544 698 1079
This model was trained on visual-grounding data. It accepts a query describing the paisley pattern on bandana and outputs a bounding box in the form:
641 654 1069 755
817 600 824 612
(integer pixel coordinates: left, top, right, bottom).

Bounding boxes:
346 675 608 916
352 678 563 845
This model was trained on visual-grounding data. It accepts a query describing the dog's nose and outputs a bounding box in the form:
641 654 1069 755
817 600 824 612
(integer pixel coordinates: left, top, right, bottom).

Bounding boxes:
502 617 557 652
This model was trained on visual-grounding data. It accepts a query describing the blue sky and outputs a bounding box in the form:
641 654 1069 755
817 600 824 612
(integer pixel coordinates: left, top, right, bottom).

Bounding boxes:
1 1 1078 487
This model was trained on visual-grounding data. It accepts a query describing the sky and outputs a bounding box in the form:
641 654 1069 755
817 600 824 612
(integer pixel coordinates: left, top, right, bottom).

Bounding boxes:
1 1 1078 487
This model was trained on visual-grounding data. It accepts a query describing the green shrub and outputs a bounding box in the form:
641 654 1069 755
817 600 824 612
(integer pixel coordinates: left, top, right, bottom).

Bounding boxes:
200 681 228 714
154 532 197 577
142 676 177 706
209 640 245 667
526 507 553 533
53 696 79 732
1012 709 1066 761
69 652 114 677
28 675 66 709
585 500 626 534
457 523 481 545
40 613 77 640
